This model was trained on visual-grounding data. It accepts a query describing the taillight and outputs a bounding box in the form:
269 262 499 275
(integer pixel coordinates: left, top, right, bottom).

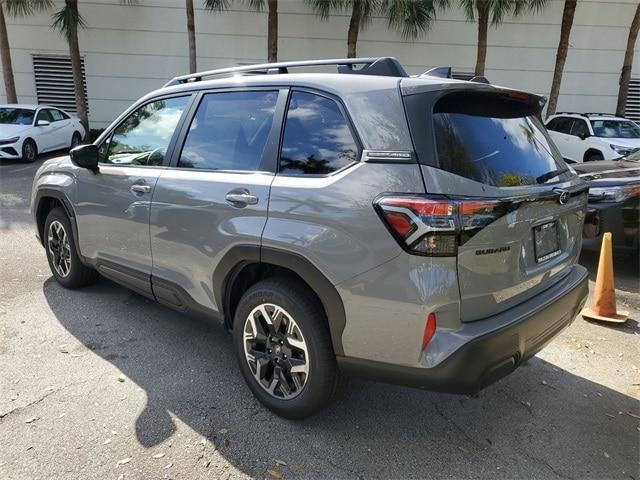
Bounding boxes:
374 194 510 256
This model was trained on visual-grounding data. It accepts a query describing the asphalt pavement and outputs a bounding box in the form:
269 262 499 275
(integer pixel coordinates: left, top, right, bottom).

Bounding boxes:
1 154 639 480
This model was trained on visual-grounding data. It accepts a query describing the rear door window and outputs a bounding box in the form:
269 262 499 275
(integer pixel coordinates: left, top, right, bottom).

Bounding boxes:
279 91 358 175
547 116 574 134
432 91 566 187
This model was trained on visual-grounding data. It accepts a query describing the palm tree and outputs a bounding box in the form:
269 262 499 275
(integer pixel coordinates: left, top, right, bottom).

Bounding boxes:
616 2 640 117
0 0 52 104
546 0 577 117
51 0 88 131
205 0 278 62
186 0 197 72
459 0 549 76
308 0 448 58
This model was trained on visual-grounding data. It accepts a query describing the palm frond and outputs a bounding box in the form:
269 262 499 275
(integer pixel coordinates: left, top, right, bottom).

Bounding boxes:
246 0 265 11
203 0 232 12
51 4 86 41
4 0 53 17
385 0 449 40
305 0 343 20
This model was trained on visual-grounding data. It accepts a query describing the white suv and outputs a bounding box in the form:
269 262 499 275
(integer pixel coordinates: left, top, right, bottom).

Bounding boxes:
545 113 640 162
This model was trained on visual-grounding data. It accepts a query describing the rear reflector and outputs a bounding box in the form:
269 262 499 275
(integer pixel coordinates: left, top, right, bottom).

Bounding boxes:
422 312 437 350
374 194 511 256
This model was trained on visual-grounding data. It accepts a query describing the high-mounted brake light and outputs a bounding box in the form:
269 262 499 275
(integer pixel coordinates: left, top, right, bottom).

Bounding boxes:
374 194 510 256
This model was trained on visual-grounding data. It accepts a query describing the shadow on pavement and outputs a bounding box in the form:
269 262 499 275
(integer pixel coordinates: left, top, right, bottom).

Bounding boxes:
43 277 639 479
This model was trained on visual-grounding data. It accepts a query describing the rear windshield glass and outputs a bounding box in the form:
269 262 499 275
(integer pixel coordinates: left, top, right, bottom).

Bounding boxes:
589 119 640 139
433 92 566 187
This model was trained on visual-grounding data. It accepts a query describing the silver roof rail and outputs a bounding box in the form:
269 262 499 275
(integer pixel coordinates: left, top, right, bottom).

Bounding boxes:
164 57 408 87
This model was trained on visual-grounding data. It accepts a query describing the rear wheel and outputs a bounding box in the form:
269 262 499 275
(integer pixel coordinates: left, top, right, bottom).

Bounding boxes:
21 138 37 163
44 207 98 288
233 278 337 418
70 131 81 149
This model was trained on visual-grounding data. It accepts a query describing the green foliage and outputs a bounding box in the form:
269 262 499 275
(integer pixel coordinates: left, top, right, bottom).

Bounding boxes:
3 0 53 17
459 0 549 26
52 3 86 41
203 0 232 12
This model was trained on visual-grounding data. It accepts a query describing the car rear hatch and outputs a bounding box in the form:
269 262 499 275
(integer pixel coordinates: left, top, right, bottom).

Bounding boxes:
402 82 588 322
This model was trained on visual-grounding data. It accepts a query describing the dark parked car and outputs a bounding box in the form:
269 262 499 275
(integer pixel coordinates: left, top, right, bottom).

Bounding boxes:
575 154 640 260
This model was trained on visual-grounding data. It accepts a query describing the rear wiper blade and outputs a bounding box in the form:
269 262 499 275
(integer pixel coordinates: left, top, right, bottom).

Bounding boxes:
536 168 569 184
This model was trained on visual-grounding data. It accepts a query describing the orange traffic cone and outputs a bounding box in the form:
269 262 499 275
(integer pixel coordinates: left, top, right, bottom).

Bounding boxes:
581 232 629 323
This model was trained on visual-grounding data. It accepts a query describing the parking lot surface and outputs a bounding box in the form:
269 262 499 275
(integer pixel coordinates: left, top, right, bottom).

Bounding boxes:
1 155 639 480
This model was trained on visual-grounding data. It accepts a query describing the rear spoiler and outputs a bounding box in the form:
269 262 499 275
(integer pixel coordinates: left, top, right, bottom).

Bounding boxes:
420 66 491 84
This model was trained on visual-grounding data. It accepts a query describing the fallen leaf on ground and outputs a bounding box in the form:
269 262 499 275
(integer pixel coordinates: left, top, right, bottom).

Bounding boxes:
458 446 468 453
117 375 126 383
152 453 165 459
25 417 38 424
103 439 112 445
116 457 132 466
164 463 173 469
275 459 287 466
267 468 283 479
218 428 228 434
603 452 610 458
626 412 640 419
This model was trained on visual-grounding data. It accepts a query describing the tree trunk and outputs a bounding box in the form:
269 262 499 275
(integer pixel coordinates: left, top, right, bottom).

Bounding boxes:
0 5 17 103
547 0 577 117
474 0 489 76
267 0 277 62
66 0 88 133
347 1 361 58
616 2 640 117
186 0 196 73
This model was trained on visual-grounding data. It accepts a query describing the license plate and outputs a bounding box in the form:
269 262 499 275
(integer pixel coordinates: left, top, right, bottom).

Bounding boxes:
534 221 561 263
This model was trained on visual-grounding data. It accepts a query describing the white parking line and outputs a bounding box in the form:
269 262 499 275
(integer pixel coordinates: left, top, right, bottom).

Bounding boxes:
1 164 37 174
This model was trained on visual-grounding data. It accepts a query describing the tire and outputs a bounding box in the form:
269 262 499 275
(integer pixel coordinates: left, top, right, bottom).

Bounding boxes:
585 151 604 162
70 131 81 150
233 278 338 419
21 138 37 163
44 207 99 289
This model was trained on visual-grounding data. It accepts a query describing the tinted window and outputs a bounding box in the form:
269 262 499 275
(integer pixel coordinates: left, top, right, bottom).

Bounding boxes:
590 119 640 138
279 91 358 175
570 119 589 137
104 96 189 166
433 92 566 187
178 91 277 171
547 116 573 134
36 109 53 123
0 108 34 125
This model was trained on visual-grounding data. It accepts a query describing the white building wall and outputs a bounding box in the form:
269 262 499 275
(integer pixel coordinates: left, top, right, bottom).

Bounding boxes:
2 0 639 127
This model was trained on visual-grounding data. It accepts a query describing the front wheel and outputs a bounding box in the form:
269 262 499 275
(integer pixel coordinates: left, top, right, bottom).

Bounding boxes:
233 278 337 419
21 138 37 163
44 207 99 288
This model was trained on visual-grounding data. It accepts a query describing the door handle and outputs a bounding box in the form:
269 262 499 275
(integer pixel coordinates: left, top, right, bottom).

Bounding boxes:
225 190 258 207
131 184 151 194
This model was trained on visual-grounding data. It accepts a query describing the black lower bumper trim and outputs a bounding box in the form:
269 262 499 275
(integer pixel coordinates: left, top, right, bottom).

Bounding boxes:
337 265 589 395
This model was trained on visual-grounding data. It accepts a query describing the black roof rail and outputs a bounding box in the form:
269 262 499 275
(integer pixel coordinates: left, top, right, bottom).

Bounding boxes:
420 66 452 79
164 57 408 86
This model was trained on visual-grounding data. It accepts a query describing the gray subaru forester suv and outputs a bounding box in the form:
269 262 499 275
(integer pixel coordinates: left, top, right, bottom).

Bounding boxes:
31 57 589 418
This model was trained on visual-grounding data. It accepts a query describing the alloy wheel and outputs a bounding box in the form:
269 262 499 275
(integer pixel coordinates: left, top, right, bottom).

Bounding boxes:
243 303 310 400
47 220 71 277
23 141 35 161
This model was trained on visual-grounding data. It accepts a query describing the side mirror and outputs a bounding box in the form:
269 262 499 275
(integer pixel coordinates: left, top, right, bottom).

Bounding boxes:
70 144 99 173
36 119 50 127
579 132 590 140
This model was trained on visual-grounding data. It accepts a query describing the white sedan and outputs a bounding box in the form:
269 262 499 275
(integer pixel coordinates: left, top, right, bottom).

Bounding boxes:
0 104 85 162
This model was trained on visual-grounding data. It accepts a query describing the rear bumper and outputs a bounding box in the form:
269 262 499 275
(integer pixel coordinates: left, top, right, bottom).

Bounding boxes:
337 264 589 395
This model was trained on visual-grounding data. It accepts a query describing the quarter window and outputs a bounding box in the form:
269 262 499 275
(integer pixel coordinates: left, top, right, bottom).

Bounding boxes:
547 117 574 134
103 96 189 166
178 91 278 171
570 119 589 138
279 91 358 175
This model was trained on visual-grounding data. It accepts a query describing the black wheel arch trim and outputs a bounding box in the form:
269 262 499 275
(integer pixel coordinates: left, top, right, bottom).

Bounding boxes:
34 188 86 265
213 245 347 356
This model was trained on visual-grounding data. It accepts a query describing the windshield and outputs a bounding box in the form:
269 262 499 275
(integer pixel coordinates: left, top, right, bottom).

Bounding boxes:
0 108 35 125
624 149 640 161
589 119 640 138
431 91 567 187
